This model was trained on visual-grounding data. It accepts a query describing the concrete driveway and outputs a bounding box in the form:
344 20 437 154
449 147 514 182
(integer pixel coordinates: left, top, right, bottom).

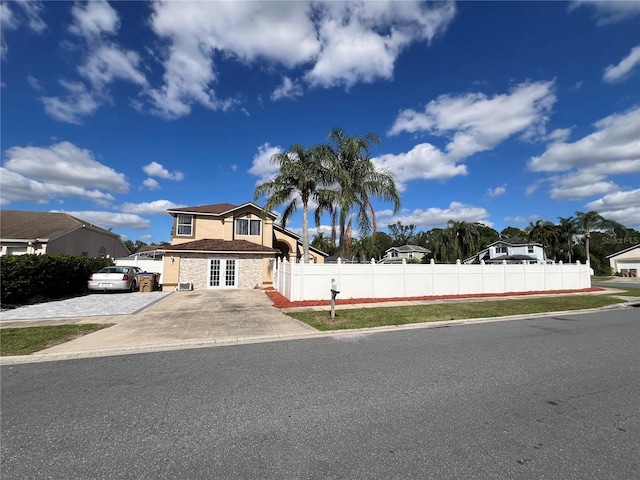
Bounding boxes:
11 290 316 361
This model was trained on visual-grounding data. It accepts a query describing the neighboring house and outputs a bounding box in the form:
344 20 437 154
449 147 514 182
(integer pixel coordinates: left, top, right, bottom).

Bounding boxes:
607 244 640 276
0 210 130 258
464 238 545 265
161 202 327 291
381 245 430 264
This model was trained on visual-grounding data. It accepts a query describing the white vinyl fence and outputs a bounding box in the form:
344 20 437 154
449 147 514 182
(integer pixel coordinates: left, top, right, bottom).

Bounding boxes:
115 255 164 284
273 258 591 302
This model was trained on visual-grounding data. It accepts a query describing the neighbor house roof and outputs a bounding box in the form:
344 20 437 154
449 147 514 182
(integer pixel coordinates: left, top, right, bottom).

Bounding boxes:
386 245 430 253
490 238 542 247
161 239 277 254
167 202 277 219
0 210 118 241
606 243 640 258
485 254 539 263
273 224 329 257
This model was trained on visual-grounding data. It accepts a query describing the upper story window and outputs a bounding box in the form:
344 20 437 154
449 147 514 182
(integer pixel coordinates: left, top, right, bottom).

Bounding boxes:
236 218 261 236
177 214 193 236
496 246 508 254
528 246 535 253
408 252 414 258
390 250 398 258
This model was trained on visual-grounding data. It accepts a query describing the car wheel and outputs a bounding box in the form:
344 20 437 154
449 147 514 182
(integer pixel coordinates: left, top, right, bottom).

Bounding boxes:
130 281 137 293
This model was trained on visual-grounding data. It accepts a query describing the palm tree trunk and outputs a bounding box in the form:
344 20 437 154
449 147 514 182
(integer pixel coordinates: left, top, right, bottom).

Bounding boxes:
302 201 310 263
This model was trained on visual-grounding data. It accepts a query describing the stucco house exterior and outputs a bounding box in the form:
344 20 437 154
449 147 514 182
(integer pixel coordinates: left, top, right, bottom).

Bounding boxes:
464 238 545 265
381 245 430 263
0 210 130 258
161 202 327 291
607 243 640 276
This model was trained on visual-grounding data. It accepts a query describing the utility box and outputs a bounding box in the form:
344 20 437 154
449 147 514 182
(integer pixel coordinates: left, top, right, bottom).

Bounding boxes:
139 273 157 293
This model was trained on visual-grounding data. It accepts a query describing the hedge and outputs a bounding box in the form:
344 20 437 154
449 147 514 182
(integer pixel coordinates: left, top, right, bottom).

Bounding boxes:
0 254 114 306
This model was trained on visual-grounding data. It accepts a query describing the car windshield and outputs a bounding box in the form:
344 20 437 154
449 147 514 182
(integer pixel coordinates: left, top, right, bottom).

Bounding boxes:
100 267 130 274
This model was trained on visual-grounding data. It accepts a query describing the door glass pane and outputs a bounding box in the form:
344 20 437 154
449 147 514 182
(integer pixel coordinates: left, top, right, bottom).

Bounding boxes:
225 259 236 286
209 259 220 287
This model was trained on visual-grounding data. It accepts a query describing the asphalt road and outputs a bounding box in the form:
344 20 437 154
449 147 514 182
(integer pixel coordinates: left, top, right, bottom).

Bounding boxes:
1 308 638 479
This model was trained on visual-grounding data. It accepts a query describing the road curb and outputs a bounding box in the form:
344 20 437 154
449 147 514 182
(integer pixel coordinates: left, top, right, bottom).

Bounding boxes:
1 301 637 366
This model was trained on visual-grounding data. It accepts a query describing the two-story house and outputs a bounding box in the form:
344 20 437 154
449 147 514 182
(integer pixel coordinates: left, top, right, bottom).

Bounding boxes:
0 210 130 258
463 238 545 265
381 245 431 263
161 202 326 291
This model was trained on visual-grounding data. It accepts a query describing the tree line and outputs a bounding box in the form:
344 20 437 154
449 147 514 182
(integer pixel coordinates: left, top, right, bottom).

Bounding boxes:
310 212 638 276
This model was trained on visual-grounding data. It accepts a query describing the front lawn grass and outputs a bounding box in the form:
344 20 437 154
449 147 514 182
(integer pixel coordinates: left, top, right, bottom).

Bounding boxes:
287 295 627 331
0 324 111 356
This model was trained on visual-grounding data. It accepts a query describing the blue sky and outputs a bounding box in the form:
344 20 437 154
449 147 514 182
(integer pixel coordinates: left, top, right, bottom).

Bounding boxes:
1 0 639 244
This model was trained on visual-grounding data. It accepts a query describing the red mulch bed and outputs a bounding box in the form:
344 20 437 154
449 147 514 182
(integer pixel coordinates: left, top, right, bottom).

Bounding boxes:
263 287 605 310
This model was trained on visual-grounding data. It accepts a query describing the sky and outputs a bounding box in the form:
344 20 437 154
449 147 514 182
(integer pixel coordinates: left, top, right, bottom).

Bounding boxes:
1 0 639 245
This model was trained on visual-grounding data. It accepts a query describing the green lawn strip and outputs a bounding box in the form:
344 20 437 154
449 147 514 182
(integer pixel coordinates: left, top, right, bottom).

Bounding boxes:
287 295 627 331
0 324 112 356
607 287 640 297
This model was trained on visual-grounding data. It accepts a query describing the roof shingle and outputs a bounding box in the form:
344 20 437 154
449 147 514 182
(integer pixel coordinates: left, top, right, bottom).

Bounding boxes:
163 238 277 253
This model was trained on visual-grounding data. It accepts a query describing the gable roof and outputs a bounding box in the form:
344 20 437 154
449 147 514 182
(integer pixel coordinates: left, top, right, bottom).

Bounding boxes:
386 245 430 253
167 202 277 219
161 238 277 254
273 224 329 257
490 238 542 247
606 243 640 258
0 210 119 241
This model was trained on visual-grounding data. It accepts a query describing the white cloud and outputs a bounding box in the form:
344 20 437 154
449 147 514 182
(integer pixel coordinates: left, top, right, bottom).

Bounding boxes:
271 77 304 101
372 143 467 190
142 178 160 190
380 82 555 190
603 45 640 83
120 200 187 215
147 1 455 117
570 1 640 26
586 189 640 212
547 127 572 143
78 45 147 88
68 0 119 40
584 190 640 228
1 1 46 59
41 80 100 124
377 202 491 229
142 161 184 181
52 210 150 230
487 185 507 198
41 1 145 124
248 143 283 184
389 81 556 160
529 107 640 172
1 141 128 205
0 167 115 206
306 1 456 88
4 141 128 192
504 215 541 225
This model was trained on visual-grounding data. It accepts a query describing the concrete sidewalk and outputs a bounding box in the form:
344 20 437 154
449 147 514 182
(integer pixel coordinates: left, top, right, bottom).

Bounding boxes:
1 285 638 365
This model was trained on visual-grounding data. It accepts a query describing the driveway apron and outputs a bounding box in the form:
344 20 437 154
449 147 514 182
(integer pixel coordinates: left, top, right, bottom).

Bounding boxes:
36 290 316 356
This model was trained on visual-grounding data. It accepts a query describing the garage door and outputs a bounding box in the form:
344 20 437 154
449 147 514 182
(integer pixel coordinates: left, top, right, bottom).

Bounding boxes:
208 258 238 289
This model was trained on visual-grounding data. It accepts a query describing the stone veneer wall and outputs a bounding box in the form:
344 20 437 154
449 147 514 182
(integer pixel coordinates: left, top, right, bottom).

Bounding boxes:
178 253 266 289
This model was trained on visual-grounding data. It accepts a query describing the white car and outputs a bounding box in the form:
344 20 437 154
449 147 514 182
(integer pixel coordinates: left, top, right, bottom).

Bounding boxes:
88 266 142 292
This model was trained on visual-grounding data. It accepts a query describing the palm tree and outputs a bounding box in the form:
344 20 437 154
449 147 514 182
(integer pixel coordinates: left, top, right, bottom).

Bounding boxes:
321 128 401 258
573 211 624 264
526 220 558 261
254 144 329 263
557 216 577 263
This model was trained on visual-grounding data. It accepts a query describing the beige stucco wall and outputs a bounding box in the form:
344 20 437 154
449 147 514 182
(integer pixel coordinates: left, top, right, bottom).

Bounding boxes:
47 228 129 258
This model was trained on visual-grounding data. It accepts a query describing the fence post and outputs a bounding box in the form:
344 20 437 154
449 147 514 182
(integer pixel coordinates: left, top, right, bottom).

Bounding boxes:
402 258 407 298
430 258 435 296
456 259 461 295
480 259 485 294
370 258 376 298
559 260 564 290
299 257 305 301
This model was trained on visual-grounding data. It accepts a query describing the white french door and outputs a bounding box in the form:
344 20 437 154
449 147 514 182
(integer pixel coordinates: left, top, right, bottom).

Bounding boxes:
208 258 238 289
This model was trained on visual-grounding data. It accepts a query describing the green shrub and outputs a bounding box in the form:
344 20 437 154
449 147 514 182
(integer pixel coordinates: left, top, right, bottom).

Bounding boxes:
0 255 113 306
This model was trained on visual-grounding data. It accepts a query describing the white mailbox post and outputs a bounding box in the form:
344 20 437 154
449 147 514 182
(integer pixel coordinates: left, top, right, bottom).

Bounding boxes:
330 278 340 319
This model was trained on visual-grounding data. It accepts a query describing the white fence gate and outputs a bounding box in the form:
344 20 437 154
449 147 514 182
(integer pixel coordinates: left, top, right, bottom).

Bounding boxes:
273 258 591 302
